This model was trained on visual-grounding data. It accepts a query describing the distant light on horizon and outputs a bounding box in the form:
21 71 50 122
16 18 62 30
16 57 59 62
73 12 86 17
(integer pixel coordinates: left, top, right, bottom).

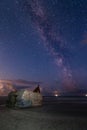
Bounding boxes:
85 94 87 97
53 90 60 97
54 94 59 97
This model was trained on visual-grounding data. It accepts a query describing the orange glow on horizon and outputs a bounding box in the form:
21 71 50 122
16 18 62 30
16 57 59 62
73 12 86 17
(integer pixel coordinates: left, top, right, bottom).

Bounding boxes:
0 82 15 96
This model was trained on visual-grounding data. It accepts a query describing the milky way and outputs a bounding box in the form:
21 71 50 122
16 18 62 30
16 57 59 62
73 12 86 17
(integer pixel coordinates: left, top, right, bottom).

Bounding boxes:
23 0 76 90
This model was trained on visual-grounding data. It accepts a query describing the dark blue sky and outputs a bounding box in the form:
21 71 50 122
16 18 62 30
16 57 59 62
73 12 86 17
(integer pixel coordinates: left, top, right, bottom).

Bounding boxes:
0 0 87 92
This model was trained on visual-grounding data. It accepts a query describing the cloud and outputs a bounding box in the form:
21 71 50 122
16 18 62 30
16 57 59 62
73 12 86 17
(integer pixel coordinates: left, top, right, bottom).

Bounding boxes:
0 82 15 96
0 79 41 86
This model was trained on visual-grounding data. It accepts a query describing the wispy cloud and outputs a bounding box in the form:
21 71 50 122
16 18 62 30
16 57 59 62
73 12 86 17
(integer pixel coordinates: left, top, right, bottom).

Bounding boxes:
0 79 41 86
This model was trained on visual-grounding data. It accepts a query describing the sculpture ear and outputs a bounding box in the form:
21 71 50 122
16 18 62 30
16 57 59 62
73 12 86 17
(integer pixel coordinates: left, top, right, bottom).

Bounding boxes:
33 85 40 93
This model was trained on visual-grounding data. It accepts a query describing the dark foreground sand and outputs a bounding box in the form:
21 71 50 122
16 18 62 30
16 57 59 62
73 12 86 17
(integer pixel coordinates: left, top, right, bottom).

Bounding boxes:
0 103 87 130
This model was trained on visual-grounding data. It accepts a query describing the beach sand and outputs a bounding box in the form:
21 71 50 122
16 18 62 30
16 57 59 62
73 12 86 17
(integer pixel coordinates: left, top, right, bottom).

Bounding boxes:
0 103 87 130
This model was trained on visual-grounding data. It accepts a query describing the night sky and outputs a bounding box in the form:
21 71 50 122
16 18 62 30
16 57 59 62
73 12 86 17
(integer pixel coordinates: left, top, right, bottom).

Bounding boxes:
0 0 87 92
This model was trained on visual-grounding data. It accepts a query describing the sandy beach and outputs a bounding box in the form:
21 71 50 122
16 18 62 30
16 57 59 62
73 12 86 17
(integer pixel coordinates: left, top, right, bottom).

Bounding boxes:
0 102 87 130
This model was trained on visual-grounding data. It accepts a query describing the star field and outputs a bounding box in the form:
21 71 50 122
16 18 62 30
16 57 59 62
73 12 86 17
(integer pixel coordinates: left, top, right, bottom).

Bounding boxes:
0 0 87 92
